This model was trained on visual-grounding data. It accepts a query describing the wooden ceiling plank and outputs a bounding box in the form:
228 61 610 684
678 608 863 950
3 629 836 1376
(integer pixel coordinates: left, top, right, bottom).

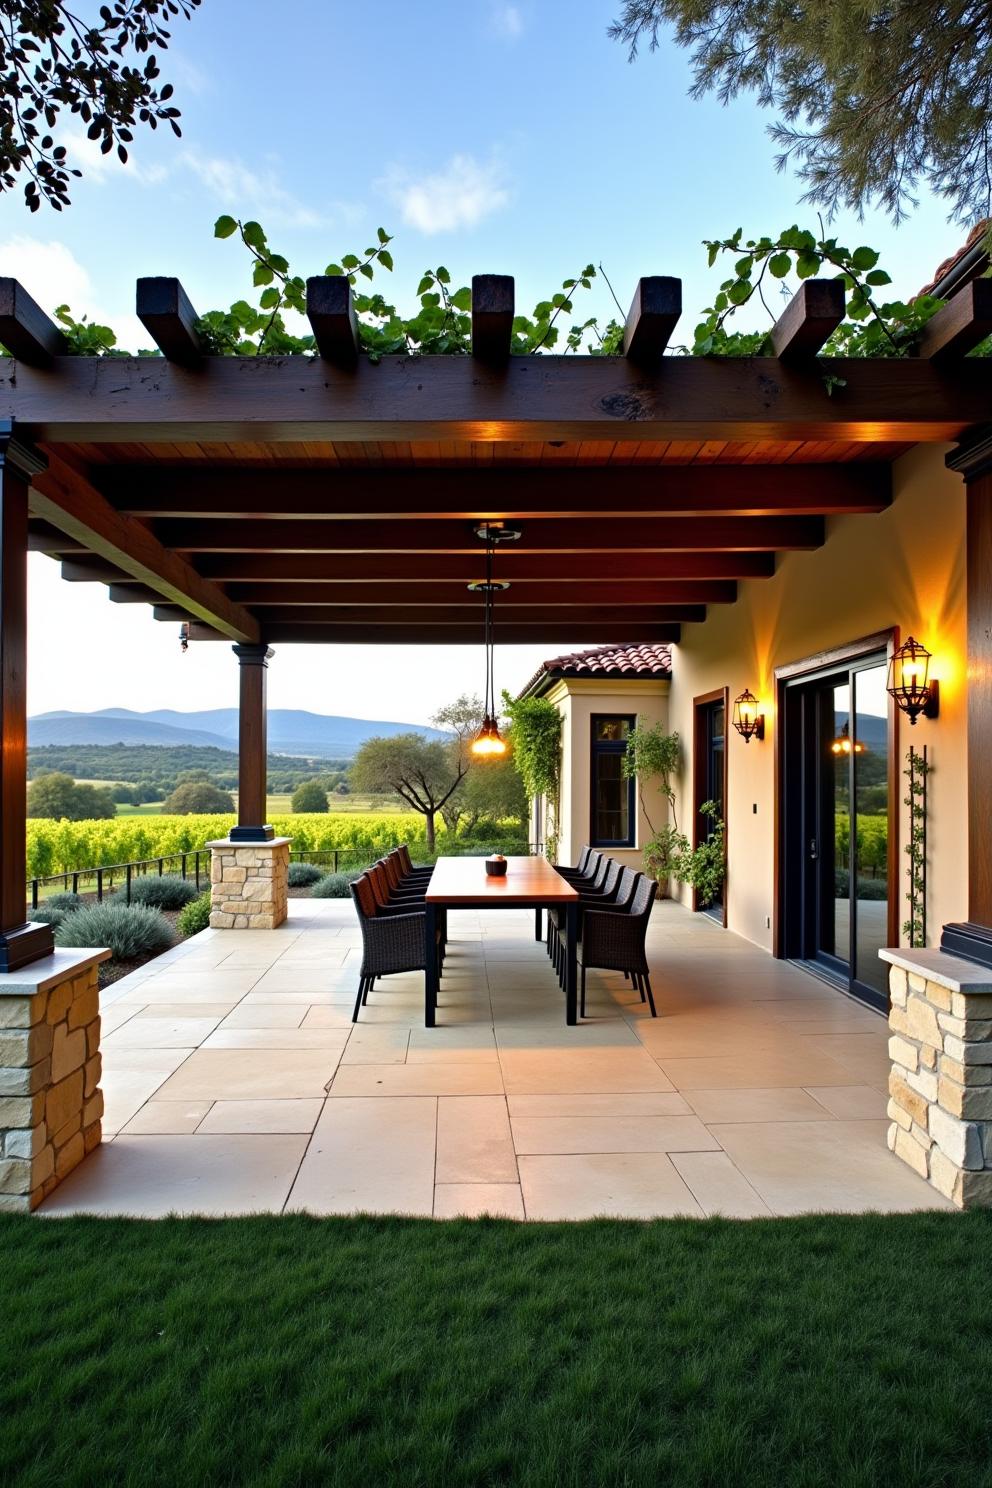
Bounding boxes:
185 622 684 646
227 579 737 606
471 275 514 361
0 278 67 366
770 280 845 360
624 277 682 361
29 453 259 643
306 276 359 367
918 280 992 362
135 278 204 367
193 550 774 581
233 604 706 627
61 558 135 584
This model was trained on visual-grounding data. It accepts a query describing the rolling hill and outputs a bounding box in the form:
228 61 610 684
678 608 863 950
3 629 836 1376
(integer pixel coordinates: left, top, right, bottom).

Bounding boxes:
29 708 449 757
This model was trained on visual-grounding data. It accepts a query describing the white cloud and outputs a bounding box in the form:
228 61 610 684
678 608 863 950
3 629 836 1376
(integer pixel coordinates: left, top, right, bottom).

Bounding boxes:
58 127 169 185
180 152 323 229
490 5 524 39
381 153 510 235
0 235 145 349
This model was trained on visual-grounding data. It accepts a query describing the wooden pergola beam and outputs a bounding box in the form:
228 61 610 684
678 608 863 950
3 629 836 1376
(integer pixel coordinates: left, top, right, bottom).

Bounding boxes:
187 621 685 646
108 583 164 604
29 454 260 642
2 355 989 442
154 514 824 553
60 557 130 583
28 520 85 554
100 461 890 519
624 277 682 362
770 280 845 360
227 579 738 606
306 277 359 366
206 604 708 627
0 279 67 366
136 278 204 367
194 551 775 581
918 280 992 363
472 275 514 361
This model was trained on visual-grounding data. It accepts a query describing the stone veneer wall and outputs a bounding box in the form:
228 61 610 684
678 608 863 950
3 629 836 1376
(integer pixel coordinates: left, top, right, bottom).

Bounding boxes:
882 948 992 1208
0 949 108 1212
208 837 290 930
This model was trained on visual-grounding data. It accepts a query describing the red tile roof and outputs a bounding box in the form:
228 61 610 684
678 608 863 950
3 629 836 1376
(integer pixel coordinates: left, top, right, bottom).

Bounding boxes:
917 219 990 298
519 642 672 697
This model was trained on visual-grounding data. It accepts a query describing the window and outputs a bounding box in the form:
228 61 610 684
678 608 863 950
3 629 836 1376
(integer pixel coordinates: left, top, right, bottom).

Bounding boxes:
590 715 636 847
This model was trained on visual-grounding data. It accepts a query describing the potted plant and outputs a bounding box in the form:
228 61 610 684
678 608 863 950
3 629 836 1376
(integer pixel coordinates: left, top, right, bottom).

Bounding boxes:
623 725 682 893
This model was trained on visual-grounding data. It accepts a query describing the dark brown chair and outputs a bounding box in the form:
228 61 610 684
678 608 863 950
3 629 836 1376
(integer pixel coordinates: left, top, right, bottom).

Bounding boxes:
578 874 659 1018
350 873 439 1022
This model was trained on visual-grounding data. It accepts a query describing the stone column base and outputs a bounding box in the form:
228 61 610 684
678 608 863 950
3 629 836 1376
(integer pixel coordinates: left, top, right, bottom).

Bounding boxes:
0 947 109 1212
881 947 992 1208
207 837 291 930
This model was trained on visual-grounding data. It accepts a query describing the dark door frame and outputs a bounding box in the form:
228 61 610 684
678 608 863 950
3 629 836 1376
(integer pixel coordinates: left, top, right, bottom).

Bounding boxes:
773 628 900 962
692 687 729 926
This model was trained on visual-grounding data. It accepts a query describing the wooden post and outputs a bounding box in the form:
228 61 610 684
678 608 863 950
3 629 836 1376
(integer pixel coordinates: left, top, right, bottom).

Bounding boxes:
0 424 55 970
943 431 992 966
230 643 274 843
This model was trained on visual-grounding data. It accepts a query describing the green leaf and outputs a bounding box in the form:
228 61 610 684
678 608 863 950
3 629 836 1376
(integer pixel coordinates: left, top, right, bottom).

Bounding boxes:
436 266 450 285
851 247 879 271
259 288 280 309
378 249 393 272
359 264 373 280
416 276 433 296
214 214 237 239
768 252 791 278
796 253 821 278
252 263 274 287
324 263 343 277
865 269 892 286
377 226 389 243
451 286 471 312
341 254 360 270
241 220 266 250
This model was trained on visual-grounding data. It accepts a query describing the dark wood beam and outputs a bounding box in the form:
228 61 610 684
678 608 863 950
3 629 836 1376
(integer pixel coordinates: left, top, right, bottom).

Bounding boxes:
101 462 890 519
472 275 514 361
227 579 738 606
108 583 163 604
918 280 992 363
1 355 989 442
770 280 845 360
187 622 684 646
152 605 194 623
28 520 86 554
624 277 682 361
194 550 776 583
306 277 359 367
29 453 260 643
230 604 707 627
61 558 136 583
156 514 824 553
232 644 274 840
136 278 204 367
0 279 67 366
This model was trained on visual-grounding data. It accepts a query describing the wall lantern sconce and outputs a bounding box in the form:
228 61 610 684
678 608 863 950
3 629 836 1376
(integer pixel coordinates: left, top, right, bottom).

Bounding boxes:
886 637 940 725
732 688 765 743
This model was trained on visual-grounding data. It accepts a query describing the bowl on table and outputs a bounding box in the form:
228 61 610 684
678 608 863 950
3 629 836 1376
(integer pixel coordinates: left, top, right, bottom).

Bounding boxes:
485 854 508 878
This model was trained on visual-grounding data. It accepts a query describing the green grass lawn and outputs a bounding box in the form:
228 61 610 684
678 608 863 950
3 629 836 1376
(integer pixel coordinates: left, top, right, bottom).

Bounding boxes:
2 1211 991 1486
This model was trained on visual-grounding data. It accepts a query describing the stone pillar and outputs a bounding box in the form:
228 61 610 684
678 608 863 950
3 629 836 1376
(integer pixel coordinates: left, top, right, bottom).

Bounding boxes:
208 837 290 930
0 947 108 1211
881 947 992 1208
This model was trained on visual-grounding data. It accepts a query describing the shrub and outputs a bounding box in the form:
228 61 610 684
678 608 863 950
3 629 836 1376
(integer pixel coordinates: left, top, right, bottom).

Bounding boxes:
48 891 84 914
162 781 235 815
55 903 174 961
177 891 212 938
291 780 329 813
127 874 200 910
311 872 360 898
27 772 116 821
31 904 65 928
288 861 323 887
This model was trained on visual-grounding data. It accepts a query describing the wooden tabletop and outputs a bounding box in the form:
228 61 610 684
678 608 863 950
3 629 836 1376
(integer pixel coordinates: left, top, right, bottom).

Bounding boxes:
425 855 579 905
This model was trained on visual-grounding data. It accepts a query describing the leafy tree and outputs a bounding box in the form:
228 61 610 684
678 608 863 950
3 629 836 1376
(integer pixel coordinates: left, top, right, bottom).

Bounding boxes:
350 734 468 852
162 780 234 815
290 779 329 814
457 755 528 835
26 771 116 820
609 0 992 225
501 693 563 862
0 0 201 213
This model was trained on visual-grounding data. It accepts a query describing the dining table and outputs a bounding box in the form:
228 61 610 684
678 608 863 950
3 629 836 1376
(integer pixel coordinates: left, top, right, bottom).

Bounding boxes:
423 855 580 1027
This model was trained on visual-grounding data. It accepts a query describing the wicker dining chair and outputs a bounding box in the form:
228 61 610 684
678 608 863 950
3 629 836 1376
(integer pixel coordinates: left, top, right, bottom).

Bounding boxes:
577 874 659 1017
555 846 594 882
350 873 438 1023
381 853 427 899
397 844 434 883
549 857 623 983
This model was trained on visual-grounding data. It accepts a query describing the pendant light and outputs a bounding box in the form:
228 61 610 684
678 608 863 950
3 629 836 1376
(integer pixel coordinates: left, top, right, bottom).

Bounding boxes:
468 523 520 759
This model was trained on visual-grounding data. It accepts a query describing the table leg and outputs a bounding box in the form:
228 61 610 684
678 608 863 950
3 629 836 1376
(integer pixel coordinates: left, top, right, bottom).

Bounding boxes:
565 901 578 1025
425 902 437 1028
534 906 543 941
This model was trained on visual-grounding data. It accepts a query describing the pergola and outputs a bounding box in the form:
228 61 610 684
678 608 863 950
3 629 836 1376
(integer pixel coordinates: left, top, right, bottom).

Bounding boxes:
2 268 992 975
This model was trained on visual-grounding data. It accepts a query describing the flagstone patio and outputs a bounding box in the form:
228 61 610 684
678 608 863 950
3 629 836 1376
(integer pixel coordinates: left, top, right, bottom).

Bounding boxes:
39 898 950 1219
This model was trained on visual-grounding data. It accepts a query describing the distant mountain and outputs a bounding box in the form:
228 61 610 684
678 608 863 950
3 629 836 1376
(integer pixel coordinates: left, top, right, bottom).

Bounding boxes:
28 707 449 757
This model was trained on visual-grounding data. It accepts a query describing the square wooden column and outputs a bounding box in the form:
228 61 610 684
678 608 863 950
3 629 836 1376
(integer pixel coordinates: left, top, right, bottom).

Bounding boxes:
230 642 274 843
943 432 992 966
0 426 55 972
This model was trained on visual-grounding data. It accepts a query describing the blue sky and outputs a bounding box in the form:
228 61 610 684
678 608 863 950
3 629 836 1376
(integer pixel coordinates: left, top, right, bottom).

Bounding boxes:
15 0 965 724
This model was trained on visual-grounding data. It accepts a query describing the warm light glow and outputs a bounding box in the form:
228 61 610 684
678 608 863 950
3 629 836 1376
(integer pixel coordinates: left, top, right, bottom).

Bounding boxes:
831 722 864 756
886 636 938 725
470 716 508 757
732 688 765 743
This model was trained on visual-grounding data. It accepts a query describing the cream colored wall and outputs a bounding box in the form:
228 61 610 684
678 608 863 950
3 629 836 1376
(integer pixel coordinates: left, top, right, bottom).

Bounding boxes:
548 679 670 869
668 443 967 952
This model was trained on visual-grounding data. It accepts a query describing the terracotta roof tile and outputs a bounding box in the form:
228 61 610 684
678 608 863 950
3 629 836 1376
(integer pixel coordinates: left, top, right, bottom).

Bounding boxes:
519 642 672 697
917 218 990 298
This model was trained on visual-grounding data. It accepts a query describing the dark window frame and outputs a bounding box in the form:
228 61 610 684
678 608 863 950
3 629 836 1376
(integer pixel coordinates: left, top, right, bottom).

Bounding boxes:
590 713 637 848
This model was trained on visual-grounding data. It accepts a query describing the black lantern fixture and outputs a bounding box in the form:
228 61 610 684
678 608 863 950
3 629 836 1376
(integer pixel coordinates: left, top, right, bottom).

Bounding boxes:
732 688 765 743
886 636 939 725
468 523 521 759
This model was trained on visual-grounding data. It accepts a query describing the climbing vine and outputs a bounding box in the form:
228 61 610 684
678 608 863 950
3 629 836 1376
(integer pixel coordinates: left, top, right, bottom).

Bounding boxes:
501 692 562 863
904 745 933 947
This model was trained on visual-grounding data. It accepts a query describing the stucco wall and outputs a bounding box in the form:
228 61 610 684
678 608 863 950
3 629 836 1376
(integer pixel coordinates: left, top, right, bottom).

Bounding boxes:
667 443 967 952
548 679 670 869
